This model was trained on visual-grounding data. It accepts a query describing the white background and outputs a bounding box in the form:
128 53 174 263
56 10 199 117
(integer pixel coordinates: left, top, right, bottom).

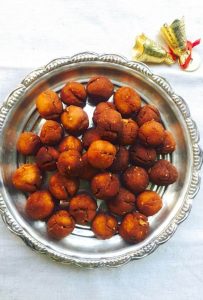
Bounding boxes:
0 1 203 299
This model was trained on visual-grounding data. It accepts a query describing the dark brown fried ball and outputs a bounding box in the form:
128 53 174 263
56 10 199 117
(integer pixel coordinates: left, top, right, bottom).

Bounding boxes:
17 132 41 156
86 76 114 103
119 212 149 243
60 82 87 107
109 146 129 173
91 213 118 239
114 86 141 115
130 143 157 168
138 120 165 147
61 105 89 135
36 89 63 120
25 190 54 220
49 172 79 200
58 135 83 153
79 152 99 181
107 187 136 216
69 193 97 225
91 172 120 200
47 210 75 240
136 104 161 126
93 102 115 125
40 120 63 145
82 128 101 149
123 166 149 194
57 150 82 177
119 119 138 145
136 191 163 216
36 146 59 171
149 159 178 186
12 164 42 193
87 140 116 169
157 131 176 154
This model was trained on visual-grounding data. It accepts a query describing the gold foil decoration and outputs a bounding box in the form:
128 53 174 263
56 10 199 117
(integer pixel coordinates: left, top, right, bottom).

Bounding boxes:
132 34 174 65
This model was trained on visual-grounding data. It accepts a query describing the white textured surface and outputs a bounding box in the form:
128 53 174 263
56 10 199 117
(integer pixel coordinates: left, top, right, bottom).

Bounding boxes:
0 1 203 299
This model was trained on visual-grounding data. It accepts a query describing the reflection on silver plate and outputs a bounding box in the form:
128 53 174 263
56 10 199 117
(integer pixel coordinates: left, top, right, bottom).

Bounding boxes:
0 52 202 268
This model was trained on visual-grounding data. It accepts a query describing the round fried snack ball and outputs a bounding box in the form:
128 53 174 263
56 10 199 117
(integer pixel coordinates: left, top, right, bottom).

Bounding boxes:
69 193 97 225
36 146 59 171
58 136 82 153
123 166 149 194
87 140 116 169
136 104 161 126
91 213 118 239
25 190 54 220
36 89 63 120
91 172 120 200
79 152 99 181
157 131 176 154
119 119 138 145
12 164 42 193
110 146 129 173
149 159 178 186
107 187 136 216
119 212 149 243
47 210 75 240
114 86 141 115
130 143 157 168
82 128 101 149
40 120 63 145
57 150 82 177
93 102 115 125
86 76 114 103
138 120 165 147
60 82 87 107
49 172 79 200
17 132 41 155
61 105 89 135
136 191 163 216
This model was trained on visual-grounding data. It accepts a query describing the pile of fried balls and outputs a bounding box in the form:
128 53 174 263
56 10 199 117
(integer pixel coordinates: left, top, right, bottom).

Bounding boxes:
12 76 178 244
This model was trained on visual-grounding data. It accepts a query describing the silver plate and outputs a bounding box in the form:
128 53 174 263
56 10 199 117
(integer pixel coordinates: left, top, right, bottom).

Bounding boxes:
0 52 202 268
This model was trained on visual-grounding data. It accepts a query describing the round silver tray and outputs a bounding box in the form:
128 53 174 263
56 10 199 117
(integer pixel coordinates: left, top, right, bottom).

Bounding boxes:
0 52 202 268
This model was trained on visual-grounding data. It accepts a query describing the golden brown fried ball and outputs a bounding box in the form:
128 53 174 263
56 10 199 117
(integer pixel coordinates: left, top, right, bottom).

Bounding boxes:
136 104 161 126
58 135 83 153
109 146 129 173
119 212 149 243
57 150 82 177
69 193 97 225
36 146 59 171
49 172 79 200
107 187 136 216
82 128 101 149
138 120 165 147
148 159 178 186
36 89 63 120
91 213 118 239
40 120 63 145
12 164 42 193
91 172 120 200
25 190 54 220
87 140 116 169
17 132 41 156
93 102 115 125
60 82 87 107
61 105 89 135
79 152 99 181
157 131 176 154
136 191 163 216
47 210 75 240
119 119 138 145
123 166 149 194
114 86 141 115
130 143 157 168
86 76 114 103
